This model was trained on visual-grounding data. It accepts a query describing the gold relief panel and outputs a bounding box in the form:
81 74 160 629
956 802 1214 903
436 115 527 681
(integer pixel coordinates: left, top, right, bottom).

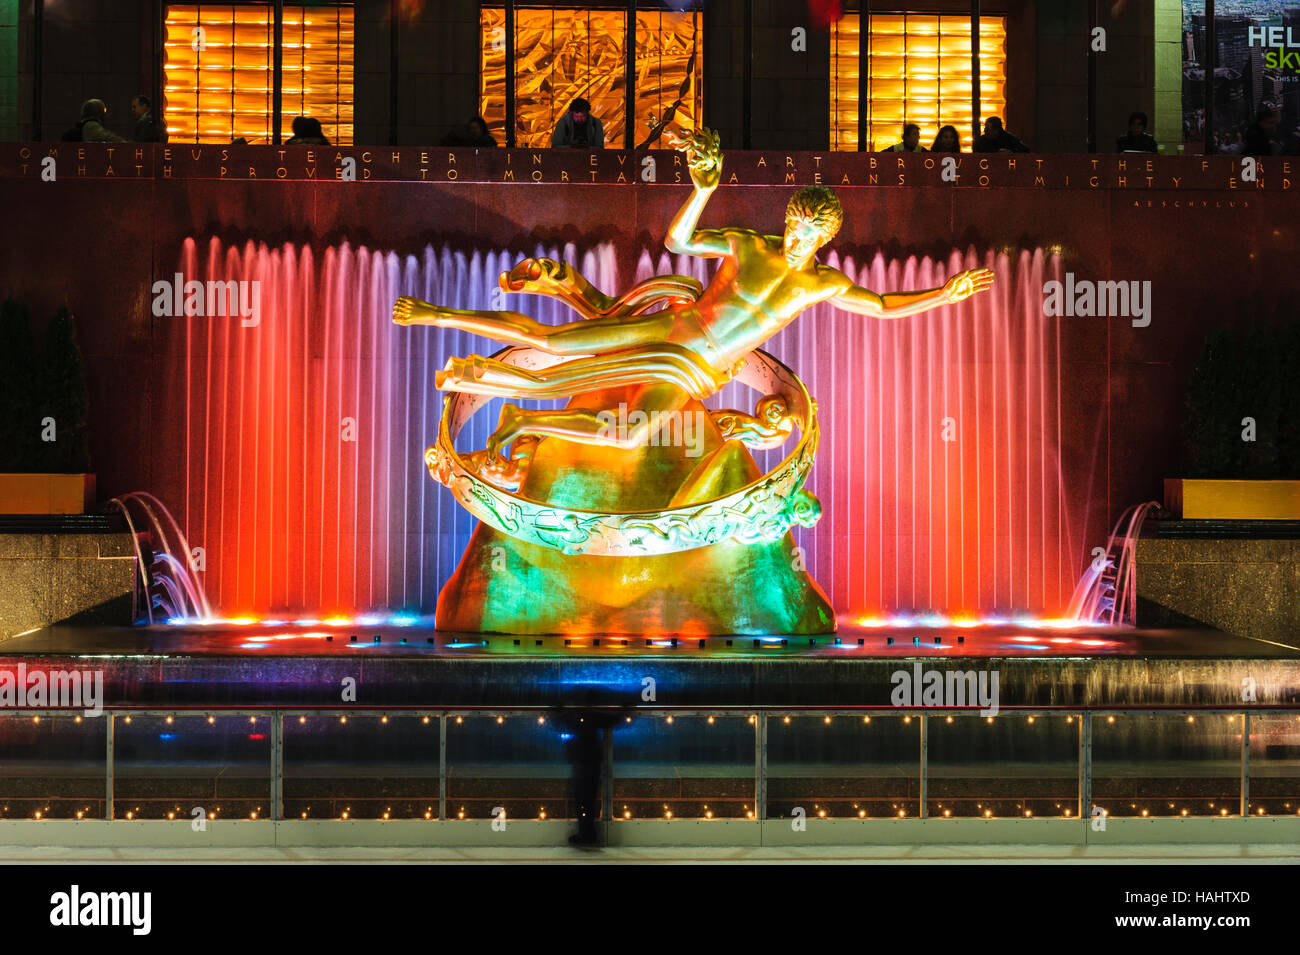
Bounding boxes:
480 6 701 149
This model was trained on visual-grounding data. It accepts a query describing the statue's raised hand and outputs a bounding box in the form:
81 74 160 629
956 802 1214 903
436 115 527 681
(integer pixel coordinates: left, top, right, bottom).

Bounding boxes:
666 126 722 190
393 296 420 325
942 268 995 304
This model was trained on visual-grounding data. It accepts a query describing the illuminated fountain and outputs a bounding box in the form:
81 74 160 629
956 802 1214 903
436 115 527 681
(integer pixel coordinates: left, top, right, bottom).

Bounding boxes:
160 156 1090 624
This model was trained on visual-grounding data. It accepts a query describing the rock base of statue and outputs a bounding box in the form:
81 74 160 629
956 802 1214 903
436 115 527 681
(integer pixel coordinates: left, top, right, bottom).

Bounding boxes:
435 384 835 635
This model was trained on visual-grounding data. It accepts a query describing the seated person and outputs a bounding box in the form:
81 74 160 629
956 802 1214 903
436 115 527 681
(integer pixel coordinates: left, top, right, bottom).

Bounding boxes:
974 116 1030 153
931 124 961 153
441 115 497 147
1116 111 1158 152
285 116 329 145
131 94 166 143
885 123 926 153
551 98 604 148
1243 105 1281 157
64 99 125 142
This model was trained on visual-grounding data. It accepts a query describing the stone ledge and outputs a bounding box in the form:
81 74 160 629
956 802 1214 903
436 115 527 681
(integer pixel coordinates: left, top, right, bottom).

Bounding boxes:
1136 535 1299 646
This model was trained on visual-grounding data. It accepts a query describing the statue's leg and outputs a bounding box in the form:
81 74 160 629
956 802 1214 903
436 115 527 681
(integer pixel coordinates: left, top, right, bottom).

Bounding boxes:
436 345 729 401
394 297 551 347
395 296 674 356
533 311 675 355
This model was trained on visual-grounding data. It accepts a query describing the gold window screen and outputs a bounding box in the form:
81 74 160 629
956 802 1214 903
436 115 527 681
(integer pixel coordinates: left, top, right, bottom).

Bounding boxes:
480 6 702 149
831 13 1007 152
164 4 355 145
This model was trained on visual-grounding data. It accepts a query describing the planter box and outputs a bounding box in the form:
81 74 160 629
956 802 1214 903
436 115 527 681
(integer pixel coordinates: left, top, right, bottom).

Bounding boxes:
0 473 96 514
1164 478 1300 520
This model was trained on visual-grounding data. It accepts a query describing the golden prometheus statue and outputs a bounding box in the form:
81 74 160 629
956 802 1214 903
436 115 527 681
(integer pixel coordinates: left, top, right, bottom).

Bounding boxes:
393 128 994 635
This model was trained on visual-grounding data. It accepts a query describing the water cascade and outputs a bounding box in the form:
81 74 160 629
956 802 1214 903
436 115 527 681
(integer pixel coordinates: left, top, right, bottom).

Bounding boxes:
162 237 1091 619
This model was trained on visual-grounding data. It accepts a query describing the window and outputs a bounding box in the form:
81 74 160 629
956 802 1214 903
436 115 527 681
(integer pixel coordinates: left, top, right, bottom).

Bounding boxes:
830 13 1007 151
164 3 354 144
480 5 702 149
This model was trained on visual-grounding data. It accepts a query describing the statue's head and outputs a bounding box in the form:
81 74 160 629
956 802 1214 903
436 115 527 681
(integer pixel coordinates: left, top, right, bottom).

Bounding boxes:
783 185 843 265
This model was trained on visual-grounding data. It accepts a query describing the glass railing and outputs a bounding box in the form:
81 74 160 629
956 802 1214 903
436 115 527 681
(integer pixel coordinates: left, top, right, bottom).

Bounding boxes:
1 707 1296 823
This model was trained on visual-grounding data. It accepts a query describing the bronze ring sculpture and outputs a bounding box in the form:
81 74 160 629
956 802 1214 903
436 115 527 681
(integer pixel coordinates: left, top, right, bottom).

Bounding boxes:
425 345 822 556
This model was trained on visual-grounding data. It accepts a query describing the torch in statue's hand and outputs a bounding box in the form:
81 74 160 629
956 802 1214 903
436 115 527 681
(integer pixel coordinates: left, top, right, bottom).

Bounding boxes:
666 126 722 190
942 267 996 303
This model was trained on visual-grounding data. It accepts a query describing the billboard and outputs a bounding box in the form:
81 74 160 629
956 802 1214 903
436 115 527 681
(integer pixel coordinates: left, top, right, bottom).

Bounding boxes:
1182 0 1300 151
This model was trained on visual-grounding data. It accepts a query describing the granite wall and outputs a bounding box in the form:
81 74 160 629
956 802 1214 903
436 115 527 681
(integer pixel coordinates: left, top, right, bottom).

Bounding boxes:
1137 536 1300 647
0 531 134 640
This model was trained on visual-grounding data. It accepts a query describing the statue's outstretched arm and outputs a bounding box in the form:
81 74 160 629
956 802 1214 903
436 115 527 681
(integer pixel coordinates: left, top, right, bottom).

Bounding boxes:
831 267 995 320
664 127 731 258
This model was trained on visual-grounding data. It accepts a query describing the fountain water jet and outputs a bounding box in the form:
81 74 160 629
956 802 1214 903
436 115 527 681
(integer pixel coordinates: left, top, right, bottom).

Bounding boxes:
1066 500 1162 626
108 492 212 622
160 238 1094 619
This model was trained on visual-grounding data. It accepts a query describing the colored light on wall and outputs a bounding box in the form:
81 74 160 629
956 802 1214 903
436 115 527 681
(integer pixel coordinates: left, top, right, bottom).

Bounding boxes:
163 4 355 144
830 14 1007 151
479 6 702 148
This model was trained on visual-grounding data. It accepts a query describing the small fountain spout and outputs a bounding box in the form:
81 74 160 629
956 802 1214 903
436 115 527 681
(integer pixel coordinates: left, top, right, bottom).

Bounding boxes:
107 492 212 623
1066 500 1161 626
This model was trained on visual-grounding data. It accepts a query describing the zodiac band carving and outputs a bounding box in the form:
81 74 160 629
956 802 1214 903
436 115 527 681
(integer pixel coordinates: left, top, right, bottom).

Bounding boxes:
393 128 994 557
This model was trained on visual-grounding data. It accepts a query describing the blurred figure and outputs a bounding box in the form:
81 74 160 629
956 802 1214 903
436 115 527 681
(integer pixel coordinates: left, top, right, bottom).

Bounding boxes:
885 123 926 153
441 115 496 147
1115 111 1157 153
131 94 165 142
551 692 628 848
930 124 961 153
975 116 1030 153
285 116 330 145
62 99 124 142
1244 105 1281 157
552 97 604 148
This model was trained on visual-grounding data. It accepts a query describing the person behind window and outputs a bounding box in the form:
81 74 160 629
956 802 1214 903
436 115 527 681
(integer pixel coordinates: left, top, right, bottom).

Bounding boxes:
441 115 496 147
131 94 165 143
1116 111 1157 153
1216 130 1244 155
1285 124 1300 156
885 123 926 153
552 97 604 149
62 98 124 142
1243 105 1281 157
931 124 961 153
974 116 1030 153
285 116 330 146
